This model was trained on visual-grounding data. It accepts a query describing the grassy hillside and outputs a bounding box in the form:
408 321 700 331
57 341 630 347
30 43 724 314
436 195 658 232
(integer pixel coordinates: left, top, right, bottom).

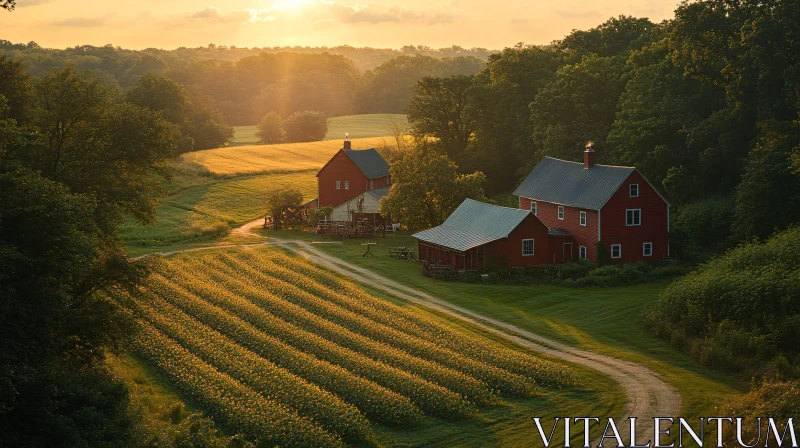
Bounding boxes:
111 248 618 447
231 114 408 146
183 136 395 177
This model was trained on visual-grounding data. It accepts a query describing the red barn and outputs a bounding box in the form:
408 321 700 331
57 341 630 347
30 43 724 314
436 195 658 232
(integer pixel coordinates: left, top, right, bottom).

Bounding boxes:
513 145 671 263
413 199 571 270
316 140 391 208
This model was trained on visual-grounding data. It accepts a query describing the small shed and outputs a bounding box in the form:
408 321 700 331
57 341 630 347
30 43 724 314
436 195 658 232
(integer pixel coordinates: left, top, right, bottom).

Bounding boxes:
330 187 389 223
413 199 558 271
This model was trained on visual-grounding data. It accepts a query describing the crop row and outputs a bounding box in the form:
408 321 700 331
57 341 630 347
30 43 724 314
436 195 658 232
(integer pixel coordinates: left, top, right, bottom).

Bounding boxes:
141 271 422 426
121 291 372 443
125 313 343 448
158 267 477 420
188 256 498 405
199 253 535 397
234 250 574 387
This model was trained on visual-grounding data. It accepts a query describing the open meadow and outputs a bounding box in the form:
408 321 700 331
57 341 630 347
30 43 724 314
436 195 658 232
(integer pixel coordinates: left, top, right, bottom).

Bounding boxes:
111 248 623 447
230 114 408 146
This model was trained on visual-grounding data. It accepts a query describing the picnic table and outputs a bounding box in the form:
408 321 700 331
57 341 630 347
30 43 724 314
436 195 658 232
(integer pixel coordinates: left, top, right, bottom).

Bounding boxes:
389 247 417 261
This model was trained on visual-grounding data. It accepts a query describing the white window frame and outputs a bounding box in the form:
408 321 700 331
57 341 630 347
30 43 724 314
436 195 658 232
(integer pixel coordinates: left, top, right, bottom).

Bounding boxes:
629 184 639 197
580 211 587 227
344 181 350 190
336 180 341 190
522 239 534 257
578 246 587 260
558 205 565 220
611 244 622 259
643 242 653 257
626 208 641 226
530 201 537 215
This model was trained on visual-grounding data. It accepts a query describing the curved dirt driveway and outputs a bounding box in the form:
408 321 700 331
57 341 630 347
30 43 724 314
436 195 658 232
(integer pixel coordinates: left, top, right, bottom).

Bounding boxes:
158 219 682 444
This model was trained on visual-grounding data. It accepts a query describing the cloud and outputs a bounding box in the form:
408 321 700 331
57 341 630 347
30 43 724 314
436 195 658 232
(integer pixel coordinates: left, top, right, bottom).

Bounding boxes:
319 1 457 25
555 9 604 19
18 0 50 7
184 6 276 24
52 14 114 27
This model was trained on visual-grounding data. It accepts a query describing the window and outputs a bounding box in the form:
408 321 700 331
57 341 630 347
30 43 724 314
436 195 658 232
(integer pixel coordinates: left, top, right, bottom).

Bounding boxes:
580 211 587 227
530 202 537 215
344 181 350 190
522 239 534 256
578 246 587 260
630 184 639 197
643 242 653 257
611 244 622 259
336 181 341 190
558 205 565 220
626 209 641 226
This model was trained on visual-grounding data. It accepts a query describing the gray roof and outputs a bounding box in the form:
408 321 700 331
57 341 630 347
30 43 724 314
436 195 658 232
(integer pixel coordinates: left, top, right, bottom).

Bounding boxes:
547 228 570 237
412 199 532 252
513 157 635 210
365 187 390 200
344 148 390 179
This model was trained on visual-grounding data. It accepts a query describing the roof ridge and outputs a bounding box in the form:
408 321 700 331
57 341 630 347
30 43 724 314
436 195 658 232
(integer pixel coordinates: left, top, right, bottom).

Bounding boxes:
461 198 531 213
543 156 636 170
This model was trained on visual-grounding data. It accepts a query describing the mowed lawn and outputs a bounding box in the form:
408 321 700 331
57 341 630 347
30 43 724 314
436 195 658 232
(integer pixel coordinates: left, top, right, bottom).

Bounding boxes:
122 171 317 254
263 229 742 422
230 113 408 146
183 136 396 176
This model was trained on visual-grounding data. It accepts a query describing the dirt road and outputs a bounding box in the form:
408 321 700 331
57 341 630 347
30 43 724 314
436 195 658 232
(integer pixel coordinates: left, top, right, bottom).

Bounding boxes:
153 220 682 444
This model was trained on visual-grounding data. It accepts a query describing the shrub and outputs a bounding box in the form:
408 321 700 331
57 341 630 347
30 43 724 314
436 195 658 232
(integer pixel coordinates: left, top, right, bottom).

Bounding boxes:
284 110 328 143
256 112 285 144
642 226 800 379
719 381 800 446
671 196 735 260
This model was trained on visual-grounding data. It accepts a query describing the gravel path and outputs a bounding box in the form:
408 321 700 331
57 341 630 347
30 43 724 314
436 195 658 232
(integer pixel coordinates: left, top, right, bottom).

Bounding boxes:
152 218 682 444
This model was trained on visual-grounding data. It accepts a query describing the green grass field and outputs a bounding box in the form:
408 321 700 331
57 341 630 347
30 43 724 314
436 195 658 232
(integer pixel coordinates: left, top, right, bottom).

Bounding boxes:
231 114 408 146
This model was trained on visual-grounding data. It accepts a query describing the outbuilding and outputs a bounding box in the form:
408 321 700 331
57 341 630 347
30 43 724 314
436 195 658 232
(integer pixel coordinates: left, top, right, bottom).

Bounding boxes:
413 199 570 271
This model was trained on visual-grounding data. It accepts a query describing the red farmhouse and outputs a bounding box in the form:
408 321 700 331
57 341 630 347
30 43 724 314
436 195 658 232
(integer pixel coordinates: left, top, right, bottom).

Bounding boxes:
413 199 571 270
316 140 391 208
513 145 671 263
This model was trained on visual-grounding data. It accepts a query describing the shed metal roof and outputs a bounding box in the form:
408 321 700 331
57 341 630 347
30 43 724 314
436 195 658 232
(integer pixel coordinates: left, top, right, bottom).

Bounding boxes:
365 186 390 200
343 148 390 179
412 199 532 252
513 157 635 210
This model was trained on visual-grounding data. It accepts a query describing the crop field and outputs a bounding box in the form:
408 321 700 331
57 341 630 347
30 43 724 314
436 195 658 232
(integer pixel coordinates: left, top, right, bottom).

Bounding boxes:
112 248 574 447
183 136 396 177
230 114 408 146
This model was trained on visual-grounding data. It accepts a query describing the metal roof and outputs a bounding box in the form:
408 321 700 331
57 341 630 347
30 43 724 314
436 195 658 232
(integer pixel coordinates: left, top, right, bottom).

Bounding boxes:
365 186 390 200
343 148 390 179
513 157 635 210
412 199 532 252
547 228 570 237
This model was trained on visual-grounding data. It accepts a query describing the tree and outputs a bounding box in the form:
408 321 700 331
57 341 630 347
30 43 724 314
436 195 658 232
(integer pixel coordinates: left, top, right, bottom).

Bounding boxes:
283 110 327 143
406 75 475 161
379 145 487 230
256 112 285 144
0 55 30 123
1 1 15 11
264 185 303 229
126 73 232 152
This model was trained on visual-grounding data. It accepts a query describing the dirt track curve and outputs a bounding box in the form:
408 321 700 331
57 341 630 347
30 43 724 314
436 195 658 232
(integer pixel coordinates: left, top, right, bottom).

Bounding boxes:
153 219 682 444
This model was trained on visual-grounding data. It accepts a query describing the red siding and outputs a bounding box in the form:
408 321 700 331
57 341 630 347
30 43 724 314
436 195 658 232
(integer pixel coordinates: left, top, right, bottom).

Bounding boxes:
519 197 600 262
318 150 392 208
483 214 551 267
600 172 670 262
317 150 368 207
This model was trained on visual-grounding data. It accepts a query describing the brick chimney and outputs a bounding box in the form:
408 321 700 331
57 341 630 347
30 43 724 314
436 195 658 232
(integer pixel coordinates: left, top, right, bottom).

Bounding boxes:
584 142 596 169
343 133 351 150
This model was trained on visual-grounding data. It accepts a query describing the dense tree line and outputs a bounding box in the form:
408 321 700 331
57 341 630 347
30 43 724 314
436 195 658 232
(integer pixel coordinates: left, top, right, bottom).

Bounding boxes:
0 57 198 445
1 41 488 126
406 2 800 258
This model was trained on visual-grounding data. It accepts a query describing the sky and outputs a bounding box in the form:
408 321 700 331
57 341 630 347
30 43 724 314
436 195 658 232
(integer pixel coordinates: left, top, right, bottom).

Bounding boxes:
1 0 683 50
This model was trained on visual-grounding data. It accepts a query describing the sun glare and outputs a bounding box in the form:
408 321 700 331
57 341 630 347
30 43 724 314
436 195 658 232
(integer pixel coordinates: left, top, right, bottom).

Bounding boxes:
277 0 314 10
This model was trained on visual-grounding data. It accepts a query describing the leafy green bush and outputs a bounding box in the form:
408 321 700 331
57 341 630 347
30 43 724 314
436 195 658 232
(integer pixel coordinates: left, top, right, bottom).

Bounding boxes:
256 112 285 144
719 381 800 446
643 226 800 379
671 196 735 260
284 110 328 143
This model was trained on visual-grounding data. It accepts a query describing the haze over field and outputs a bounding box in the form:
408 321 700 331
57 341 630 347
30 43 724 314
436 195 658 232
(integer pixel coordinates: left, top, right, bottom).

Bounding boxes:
2 0 681 49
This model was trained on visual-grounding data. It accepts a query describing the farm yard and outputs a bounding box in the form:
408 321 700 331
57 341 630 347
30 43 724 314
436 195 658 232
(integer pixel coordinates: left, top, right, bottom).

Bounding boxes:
111 248 621 447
